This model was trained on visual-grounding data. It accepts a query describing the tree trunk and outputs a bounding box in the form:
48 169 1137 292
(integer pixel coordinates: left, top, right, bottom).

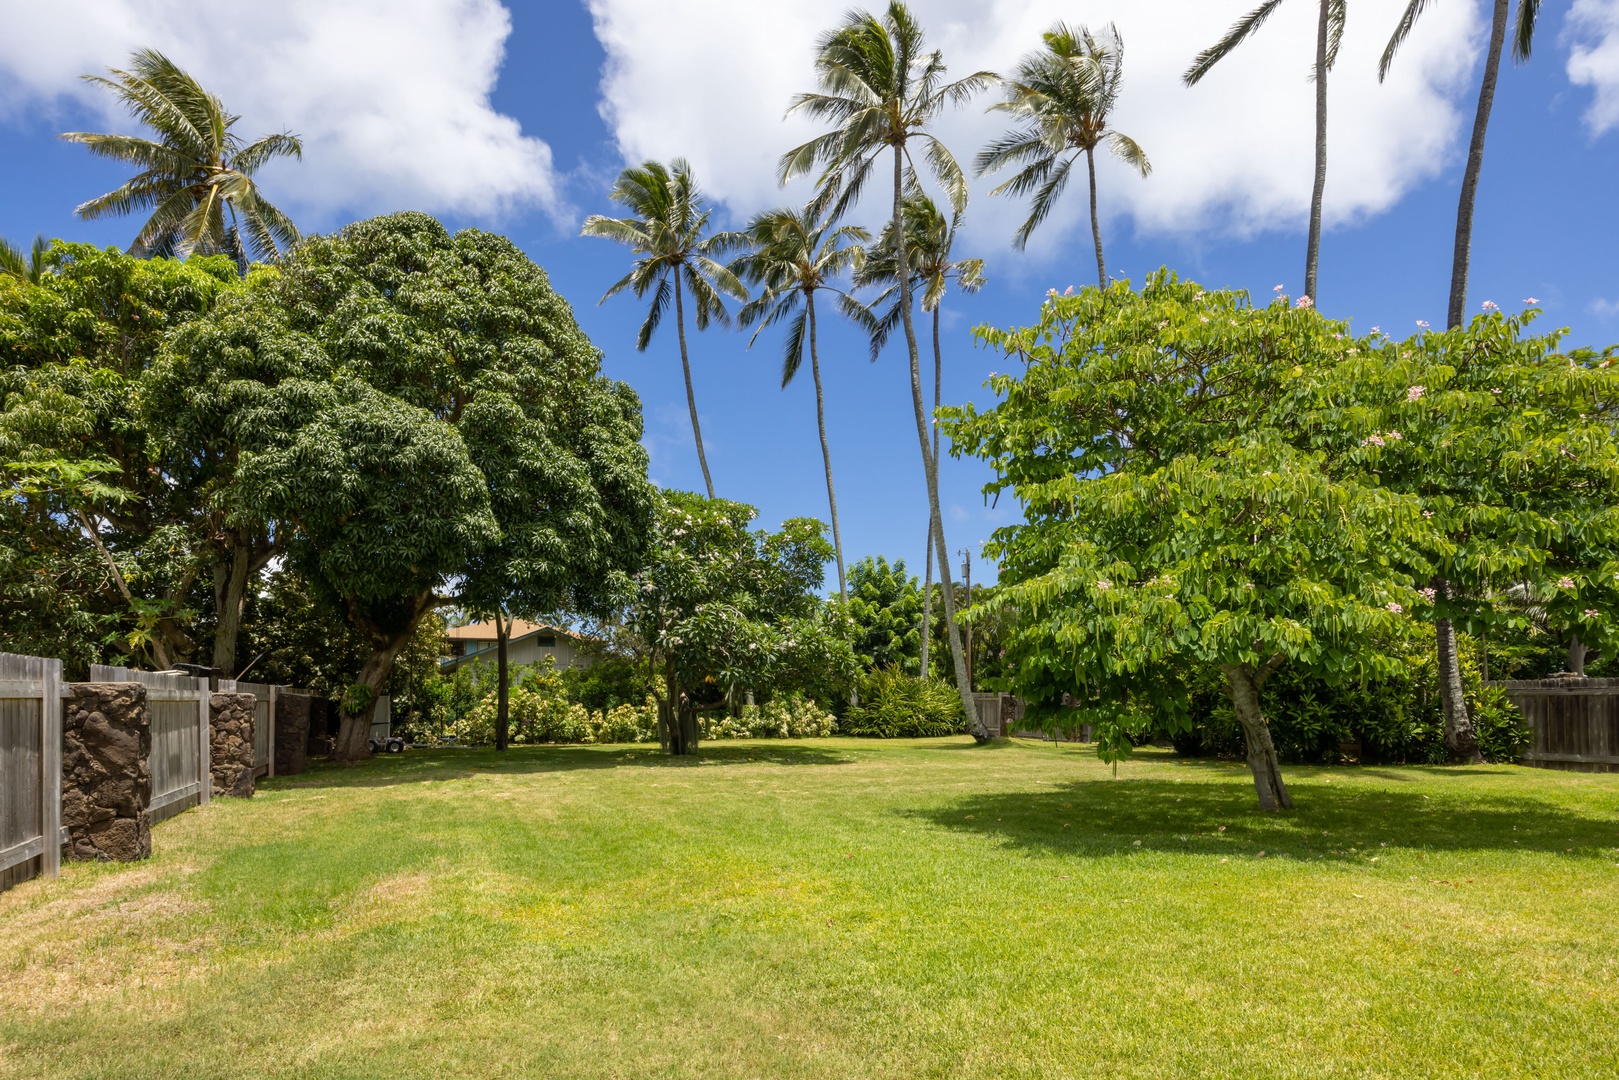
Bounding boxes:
333 592 435 763
1086 146 1105 290
807 297 847 604
1305 0 1328 303
1448 0 1508 329
495 609 511 752
658 658 698 756
1568 634 1589 676
892 143 986 742
1434 577 1483 763
211 540 251 674
1220 661 1293 811
673 272 716 498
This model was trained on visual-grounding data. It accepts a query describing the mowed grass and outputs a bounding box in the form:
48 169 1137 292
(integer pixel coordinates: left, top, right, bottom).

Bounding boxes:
3 739 1619 1079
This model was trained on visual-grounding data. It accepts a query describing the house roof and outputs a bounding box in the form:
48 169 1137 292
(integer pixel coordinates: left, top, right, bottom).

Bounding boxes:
445 620 579 643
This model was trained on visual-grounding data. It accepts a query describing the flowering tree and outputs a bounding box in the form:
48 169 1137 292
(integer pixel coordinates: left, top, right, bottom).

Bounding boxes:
1333 305 1619 738
947 273 1434 809
629 491 856 754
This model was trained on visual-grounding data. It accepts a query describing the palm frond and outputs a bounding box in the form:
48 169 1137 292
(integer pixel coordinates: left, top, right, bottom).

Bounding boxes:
1011 153 1077 251
1106 131 1152 177
636 275 672 352
1184 0 1286 86
779 306 809 388
1378 0 1436 82
232 132 303 175
56 132 194 175
1512 0 1541 63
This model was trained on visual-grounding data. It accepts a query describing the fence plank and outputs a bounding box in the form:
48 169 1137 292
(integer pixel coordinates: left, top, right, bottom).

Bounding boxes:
0 652 57 890
40 658 60 879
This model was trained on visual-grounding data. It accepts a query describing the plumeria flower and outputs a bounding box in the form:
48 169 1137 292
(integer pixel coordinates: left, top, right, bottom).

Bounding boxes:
1297 296 1314 309
1585 609 1600 619
1047 288 1058 297
1199 315 1210 323
1481 300 1499 311
1422 510 1435 519
1407 385 1426 402
1387 602 1403 614
1370 326 1381 334
1274 284 1286 293
1064 285 1074 295
1492 388 1503 394
1559 576 1576 589
1524 297 1539 305
1194 290 1205 300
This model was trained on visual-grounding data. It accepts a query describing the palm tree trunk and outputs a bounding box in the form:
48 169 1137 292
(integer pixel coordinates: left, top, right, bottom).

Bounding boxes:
1086 147 1105 290
1305 0 1329 303
1448 0 1508 329
673 273 716 498
806 296 847 604
919 306 944 678
495 609 511 752
892 144 987 742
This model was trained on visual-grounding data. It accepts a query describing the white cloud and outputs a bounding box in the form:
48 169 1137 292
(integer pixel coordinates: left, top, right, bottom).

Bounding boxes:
588 0 1482 257
0 0 559 224
1568 0 1619 135
1592 297 1619 318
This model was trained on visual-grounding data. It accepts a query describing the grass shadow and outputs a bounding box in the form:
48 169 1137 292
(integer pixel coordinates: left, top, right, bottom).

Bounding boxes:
263 741 860 790
909 776 1619 862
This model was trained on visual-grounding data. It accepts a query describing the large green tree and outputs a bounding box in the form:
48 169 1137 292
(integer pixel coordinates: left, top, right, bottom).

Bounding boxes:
1185 1 1345 303
628 491 855 755
177 212 653 762
948 274 1435 808
61 49 302 271
1 242 243 669
847 555 923 673
977 22 1151 288
733 204 869 603
781 3 992 740
582 159 747 499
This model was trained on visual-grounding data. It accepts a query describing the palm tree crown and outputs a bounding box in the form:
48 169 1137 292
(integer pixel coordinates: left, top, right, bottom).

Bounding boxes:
0 235 49 284
976 23 1149 284
582 159 747 498
856 192 984 353
61 49 302 269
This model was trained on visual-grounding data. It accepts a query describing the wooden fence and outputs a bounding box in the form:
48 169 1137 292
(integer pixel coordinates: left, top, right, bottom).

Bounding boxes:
1501 677 1619 773
224 680 276 778
90 665 211 824
0 653 62 891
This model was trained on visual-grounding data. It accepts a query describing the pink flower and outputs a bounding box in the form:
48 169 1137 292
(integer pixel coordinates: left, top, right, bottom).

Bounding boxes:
1559 576 1576 589
1585 609 1600 619
1386 602 1403 614
1362 434 1386 448
1416 320 1430 330
1096 579 1111 591
1047 288 1058 297
1064 286 1074 295
1274 284 1286 293
1370 326 1381 334
1481 300 1499 311
1491 388 1503 394
1422 510 1434 519
1387 430 1403 441
1524 297 1539 305
1406 385 1426 402
1296 296 1314 309
1419 587 1437 602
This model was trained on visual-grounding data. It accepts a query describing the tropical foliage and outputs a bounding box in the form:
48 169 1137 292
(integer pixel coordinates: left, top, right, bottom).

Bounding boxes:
61 49 302 271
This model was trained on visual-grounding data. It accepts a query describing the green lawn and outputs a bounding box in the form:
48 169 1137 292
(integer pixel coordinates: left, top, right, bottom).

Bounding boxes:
3 739 1618 1079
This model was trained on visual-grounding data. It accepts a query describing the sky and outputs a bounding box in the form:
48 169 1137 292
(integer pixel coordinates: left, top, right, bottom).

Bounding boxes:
2 0 1617 588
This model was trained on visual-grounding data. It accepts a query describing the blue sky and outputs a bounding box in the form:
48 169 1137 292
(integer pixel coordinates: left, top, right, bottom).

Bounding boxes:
2 0 1617 586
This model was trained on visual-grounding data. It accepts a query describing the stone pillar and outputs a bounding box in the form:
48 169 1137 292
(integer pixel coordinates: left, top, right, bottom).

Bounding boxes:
274 691 311 776
210 692 256 798
61 683 151 861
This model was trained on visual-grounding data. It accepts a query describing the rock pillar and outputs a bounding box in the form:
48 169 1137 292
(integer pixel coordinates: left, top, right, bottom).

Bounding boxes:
61 683 151 861
210 692 256 798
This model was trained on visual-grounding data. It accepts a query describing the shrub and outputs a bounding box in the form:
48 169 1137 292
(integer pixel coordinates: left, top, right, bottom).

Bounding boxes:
457 689 658 745
842 668 966 738
702 694 837 739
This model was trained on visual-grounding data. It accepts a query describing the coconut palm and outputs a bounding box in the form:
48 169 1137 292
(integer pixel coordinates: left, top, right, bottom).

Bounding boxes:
582 159 748 499
0 235 48 283
60 49 302 270
780 2 993 740
854 193 984 677
976 23 1150 289
1378 0 1542 765
1185 1 1345 304
1380 0 1539 330
732 206 869 603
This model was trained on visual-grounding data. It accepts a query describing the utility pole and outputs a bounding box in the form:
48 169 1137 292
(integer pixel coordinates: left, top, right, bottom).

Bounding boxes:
959 548 972 691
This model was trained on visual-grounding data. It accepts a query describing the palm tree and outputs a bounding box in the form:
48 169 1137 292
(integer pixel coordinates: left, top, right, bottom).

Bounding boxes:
780 2 994 741
1380 0 1539 330
0 234 48 283
1379 0 1541 765
976 23 1150 289
1185 1 1345 303
855 193 984 677
60 49 302 271
733 206 869 603
582 159 748 499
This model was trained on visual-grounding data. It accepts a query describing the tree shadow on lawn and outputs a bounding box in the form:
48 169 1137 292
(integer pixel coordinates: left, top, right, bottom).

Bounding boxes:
910 776 1619 862
265 741 860 790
